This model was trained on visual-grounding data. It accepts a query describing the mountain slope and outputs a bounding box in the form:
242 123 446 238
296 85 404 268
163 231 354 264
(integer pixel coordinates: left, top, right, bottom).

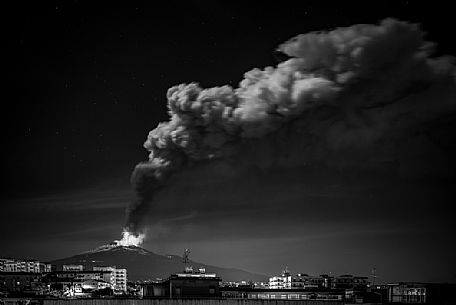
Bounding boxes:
51 244 268 282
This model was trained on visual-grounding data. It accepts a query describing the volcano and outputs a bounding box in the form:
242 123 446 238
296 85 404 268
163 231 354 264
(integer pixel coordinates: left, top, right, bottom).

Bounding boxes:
51 242 268 282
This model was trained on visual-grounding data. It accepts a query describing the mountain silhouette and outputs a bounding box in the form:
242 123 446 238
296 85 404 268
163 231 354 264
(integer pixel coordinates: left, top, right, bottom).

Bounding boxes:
51 243 268 282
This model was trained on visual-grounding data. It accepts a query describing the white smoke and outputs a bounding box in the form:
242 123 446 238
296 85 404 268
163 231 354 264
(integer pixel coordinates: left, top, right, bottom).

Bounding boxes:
123 18 456 239
116 230 145 247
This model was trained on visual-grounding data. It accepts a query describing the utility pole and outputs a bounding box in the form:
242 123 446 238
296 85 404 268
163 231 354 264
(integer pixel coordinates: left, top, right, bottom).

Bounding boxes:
169 279 172 299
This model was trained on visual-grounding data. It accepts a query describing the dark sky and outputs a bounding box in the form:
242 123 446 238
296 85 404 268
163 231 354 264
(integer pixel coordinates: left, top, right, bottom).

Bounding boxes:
2 1 456 283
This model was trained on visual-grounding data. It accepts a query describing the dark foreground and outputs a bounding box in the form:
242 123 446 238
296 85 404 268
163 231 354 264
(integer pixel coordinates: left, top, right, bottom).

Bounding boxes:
1 299 349 305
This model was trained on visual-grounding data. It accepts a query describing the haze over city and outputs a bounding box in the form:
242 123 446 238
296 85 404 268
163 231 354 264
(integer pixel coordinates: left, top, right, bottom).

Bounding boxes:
3 0 456 285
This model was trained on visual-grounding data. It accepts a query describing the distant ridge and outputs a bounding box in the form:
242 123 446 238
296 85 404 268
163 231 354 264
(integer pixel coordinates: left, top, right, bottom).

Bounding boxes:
51 243 268 282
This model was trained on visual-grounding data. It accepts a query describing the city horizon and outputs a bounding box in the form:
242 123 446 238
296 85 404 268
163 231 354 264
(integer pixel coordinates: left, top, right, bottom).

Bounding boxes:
3 2 456 299
2 240 455 285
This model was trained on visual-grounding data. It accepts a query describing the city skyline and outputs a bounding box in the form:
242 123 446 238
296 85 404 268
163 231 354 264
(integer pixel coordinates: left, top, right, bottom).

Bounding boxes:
3 1 456 284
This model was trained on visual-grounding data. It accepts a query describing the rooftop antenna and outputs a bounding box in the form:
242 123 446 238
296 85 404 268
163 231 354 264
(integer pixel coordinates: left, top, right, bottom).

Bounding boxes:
183 249 192 273
371 268 377 286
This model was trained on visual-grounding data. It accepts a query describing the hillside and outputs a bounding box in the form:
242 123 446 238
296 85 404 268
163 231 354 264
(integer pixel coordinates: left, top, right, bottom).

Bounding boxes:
51 243 268 282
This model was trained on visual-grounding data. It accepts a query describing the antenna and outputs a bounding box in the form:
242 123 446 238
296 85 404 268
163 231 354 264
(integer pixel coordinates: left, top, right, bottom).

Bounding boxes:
183 249 190 264
371 268 377 286
183 249 193 273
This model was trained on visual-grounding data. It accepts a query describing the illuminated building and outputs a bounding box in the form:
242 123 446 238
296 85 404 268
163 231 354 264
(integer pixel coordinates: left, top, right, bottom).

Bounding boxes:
93 266 127 293
0 258 51 273
62 264 84 271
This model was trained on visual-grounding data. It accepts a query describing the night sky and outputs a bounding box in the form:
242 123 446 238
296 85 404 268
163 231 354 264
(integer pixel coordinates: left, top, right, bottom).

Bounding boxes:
3 1 456 283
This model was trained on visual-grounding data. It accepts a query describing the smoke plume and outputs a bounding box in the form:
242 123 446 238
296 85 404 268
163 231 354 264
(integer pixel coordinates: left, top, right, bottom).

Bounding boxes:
117 230 145 247
123 19 456 241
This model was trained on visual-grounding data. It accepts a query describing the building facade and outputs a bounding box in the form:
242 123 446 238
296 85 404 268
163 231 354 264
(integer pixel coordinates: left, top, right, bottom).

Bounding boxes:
93 266 127 292
0 258 51 273
114 268 127 292
141 271 221 298
269 269 330 289
221 287 344 301
46 270 109 282
0 272 44 294
269 269 368 290
333 275 369 289
42 270 114 297
62 264 84 271
385 282 456 304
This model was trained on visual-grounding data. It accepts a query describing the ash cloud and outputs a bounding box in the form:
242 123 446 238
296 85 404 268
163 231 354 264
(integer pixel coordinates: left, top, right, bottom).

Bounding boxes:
123 19 456 240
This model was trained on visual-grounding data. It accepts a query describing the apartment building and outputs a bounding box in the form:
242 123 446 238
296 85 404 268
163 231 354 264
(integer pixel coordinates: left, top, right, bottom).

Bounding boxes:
93 266 127 292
